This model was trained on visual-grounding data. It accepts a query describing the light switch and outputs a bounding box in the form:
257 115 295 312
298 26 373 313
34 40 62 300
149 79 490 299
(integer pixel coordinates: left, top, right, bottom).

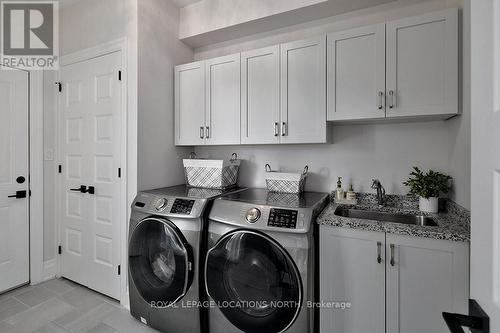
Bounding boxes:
44 148 54 161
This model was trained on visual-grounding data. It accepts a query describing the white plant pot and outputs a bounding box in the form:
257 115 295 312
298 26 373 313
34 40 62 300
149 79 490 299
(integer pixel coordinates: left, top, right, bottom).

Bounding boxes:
419 197 439 213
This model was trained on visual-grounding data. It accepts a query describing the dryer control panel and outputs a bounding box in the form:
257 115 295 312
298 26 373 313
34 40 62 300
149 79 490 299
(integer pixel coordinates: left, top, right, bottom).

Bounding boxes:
170 199 195 215
268 209 298 229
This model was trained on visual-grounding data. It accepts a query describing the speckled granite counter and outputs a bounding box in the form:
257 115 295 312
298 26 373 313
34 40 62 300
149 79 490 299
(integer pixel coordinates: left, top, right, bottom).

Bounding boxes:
317 193 470 242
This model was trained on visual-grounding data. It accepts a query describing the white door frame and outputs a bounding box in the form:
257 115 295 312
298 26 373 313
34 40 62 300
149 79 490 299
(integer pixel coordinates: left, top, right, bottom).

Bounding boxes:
29 70 44 285
55 38 134 306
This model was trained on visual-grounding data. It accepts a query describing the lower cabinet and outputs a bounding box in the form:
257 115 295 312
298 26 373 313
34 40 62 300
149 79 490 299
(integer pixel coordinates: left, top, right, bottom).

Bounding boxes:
320 226 469 333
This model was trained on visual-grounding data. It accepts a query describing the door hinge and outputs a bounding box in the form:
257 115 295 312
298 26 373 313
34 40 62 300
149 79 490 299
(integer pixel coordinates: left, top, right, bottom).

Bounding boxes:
118 168 121 178
58 245 62 255
118 70 122 81
55 82 62 93
58 164 62 174
118 265 121 276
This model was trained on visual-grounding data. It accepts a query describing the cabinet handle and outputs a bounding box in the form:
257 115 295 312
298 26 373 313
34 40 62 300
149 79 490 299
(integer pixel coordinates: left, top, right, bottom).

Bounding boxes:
205 126 210 139
377 241 382 264
388 90 395 109
274 122 279 137
281 122 287 136
200 126 204 139
378 91 384 110
390 244 395 266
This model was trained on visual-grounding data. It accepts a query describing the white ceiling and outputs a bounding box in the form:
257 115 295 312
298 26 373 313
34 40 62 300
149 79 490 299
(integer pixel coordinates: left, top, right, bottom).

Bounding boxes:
58 0 84 9
171 0 203 8
58 0 203 9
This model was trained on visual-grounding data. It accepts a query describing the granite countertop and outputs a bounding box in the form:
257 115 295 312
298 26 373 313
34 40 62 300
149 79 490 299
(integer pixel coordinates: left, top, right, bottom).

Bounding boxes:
317 193 470 242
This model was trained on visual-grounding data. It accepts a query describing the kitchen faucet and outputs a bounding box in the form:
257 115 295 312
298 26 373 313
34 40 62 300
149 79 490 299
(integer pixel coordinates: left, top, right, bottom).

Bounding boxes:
371 179 386 207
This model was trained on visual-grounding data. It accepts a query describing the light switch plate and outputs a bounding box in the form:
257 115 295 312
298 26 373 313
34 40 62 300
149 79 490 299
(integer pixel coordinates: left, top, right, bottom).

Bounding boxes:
44 148 54 161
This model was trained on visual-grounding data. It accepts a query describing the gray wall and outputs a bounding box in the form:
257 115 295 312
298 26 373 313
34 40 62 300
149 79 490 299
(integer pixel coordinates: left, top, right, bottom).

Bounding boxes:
137 0 194 190
193 0 471 209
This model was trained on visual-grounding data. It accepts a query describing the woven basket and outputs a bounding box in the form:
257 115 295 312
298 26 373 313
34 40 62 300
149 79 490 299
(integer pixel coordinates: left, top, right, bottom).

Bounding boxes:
183 153 240 189
264 164 308 194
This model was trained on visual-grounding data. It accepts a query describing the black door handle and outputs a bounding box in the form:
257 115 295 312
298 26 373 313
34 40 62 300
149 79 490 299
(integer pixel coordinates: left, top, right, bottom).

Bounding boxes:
443 300 489 333
8 190 27 199
70 185 87 193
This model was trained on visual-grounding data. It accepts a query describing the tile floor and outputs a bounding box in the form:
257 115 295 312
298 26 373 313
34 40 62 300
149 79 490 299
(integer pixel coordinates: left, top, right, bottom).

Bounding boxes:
0 279 158 333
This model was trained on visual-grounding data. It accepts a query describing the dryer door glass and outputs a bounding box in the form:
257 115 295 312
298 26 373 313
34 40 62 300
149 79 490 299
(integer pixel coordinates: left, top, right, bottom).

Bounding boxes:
205 230 302 333
129 218 193 305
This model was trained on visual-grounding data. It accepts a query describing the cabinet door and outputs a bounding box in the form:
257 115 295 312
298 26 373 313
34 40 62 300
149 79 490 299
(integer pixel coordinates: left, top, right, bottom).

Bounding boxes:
175 61 206 146
386 234 469 333
327 24 386 121
280 36 327 144
386 9 458 118
320 227 386 333
205 53 241 145
241 45 280 144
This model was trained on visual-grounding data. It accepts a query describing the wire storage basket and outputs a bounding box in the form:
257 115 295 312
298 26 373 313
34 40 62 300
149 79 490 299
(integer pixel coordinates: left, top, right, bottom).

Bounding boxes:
264 164 308 194
183 153 240 189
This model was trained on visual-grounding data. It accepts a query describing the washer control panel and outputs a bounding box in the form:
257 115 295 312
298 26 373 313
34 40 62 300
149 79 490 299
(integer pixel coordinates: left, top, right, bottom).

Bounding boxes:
267 208 298 229
170 199 195 215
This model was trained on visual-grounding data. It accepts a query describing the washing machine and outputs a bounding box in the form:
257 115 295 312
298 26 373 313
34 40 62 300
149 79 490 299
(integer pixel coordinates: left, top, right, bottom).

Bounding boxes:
128 185 244 333
204 188 328 333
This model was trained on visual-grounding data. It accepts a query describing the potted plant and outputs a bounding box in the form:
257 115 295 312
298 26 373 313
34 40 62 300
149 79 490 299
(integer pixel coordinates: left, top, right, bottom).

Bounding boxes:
403 167 452 213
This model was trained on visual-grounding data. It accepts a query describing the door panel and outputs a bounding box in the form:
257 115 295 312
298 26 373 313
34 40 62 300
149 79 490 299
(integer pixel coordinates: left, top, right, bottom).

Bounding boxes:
206 230 301 333
0 68 29 293
86 53 122 299
241 45 280 144
205 54 241 145
385 234 468 333
470 0 500 329
386 9 458 117
60 61 90 286
327 24 386 121
319 227 385 333
59 52 122 299
175 61 205 146
280 36 327 144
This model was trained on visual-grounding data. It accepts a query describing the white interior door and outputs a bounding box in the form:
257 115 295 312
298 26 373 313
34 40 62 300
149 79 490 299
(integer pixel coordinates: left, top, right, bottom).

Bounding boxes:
470 0 500 330
0 68 29 293
59 52 122 300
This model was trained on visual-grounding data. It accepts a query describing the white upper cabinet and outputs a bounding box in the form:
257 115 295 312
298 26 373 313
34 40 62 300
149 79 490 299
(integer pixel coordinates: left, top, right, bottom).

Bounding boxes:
174 9 460 145
205 53 241 145
241 45 280 144
280 36 327 144
386 9 458 118
327 24 386 121
175 61 205 146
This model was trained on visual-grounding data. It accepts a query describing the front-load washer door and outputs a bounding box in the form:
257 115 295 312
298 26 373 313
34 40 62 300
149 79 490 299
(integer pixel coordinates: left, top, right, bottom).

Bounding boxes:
205 230 302 333
129 217 193 306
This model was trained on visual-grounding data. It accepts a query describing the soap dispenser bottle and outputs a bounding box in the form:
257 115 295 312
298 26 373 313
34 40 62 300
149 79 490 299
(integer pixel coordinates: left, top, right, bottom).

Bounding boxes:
335 177 344 201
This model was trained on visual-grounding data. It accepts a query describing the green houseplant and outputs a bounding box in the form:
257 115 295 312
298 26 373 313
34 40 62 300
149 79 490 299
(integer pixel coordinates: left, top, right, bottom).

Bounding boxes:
403 167 452 213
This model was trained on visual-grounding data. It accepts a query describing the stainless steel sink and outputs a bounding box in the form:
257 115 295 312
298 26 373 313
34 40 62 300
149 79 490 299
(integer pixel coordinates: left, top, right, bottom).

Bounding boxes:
334 207 438 226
